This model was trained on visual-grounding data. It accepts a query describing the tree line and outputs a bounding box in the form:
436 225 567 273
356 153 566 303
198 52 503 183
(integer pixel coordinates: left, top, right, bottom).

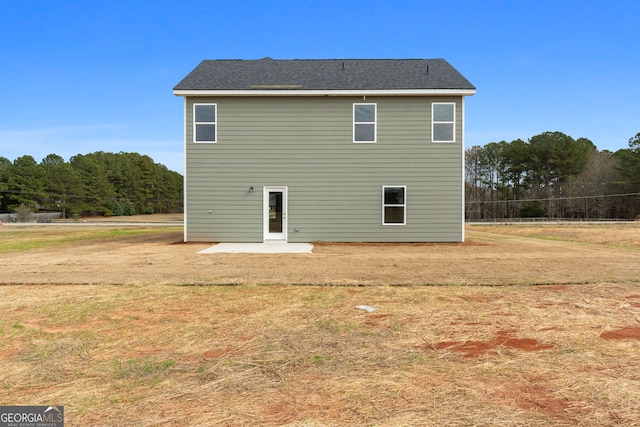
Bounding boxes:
2 132 638 221
0 151 183 218
466 131 640 220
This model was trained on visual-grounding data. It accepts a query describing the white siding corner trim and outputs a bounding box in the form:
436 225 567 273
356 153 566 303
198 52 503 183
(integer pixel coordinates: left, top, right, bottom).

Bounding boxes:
183 97 188 243
461 97 466 242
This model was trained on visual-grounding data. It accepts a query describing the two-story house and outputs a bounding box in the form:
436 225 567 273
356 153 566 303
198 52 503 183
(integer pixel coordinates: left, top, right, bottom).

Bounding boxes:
173 58 475 243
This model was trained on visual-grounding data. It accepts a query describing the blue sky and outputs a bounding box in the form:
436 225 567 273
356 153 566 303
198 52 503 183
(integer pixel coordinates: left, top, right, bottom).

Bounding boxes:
1 0 638 174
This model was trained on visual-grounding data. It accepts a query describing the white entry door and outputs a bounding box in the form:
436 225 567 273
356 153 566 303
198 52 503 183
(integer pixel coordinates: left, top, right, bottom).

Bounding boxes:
263 187 287 242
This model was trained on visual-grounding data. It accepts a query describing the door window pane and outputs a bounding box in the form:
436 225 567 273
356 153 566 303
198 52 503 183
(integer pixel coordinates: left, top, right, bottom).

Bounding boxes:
269 192 283 233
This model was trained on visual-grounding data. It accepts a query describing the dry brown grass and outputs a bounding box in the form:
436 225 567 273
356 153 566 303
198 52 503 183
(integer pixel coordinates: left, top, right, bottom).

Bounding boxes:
1 220 640 426
2 221 640 287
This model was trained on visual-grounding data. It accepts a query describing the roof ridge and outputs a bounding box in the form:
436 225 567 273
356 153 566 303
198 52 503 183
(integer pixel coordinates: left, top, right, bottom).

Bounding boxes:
201 58 443 62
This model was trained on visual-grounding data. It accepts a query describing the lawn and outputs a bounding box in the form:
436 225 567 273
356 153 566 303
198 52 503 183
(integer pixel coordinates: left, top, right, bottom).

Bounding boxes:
1 221 639 425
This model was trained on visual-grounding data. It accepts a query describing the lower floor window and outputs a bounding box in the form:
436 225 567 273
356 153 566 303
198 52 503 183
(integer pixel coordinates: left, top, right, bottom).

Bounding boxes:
383 186 406 225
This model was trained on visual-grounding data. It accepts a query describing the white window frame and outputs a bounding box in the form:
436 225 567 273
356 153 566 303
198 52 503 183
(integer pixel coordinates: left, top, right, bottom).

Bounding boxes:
382 185 406 225
193 103 217 143
432 102 456 143
353 103 377 143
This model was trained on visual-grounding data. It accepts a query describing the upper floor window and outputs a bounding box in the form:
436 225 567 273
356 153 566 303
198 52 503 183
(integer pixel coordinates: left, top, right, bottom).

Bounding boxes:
382 186 406 225
194 103 217 142
432 103 455 142
353 103 376 143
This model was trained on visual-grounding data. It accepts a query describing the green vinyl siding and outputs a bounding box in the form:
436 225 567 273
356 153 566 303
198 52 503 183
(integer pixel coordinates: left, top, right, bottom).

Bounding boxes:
184 96 465 242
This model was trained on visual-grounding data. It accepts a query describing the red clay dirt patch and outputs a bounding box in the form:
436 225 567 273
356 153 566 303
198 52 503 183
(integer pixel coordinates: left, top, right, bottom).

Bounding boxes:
203 348 233 360
600 327 640 340
623 295 640 308
488 381 570 418
363 313 392 327
0 347 21 361
430 330 554 358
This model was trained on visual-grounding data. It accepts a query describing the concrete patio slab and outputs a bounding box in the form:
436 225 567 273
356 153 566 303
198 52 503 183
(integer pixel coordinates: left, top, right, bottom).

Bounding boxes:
198 242 314 254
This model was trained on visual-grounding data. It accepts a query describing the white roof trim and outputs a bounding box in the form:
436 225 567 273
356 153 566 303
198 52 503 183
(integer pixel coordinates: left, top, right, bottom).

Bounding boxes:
173 88 476 97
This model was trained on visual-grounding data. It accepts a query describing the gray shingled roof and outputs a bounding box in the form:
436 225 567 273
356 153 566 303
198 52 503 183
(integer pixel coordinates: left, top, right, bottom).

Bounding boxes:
174 58 475 91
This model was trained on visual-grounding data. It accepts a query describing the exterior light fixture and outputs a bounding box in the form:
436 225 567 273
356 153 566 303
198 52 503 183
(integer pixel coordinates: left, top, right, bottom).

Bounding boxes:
249 186 254 193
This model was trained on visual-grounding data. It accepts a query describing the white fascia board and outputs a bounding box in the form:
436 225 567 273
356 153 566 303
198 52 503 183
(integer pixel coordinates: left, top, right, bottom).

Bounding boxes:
173 88 476 97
